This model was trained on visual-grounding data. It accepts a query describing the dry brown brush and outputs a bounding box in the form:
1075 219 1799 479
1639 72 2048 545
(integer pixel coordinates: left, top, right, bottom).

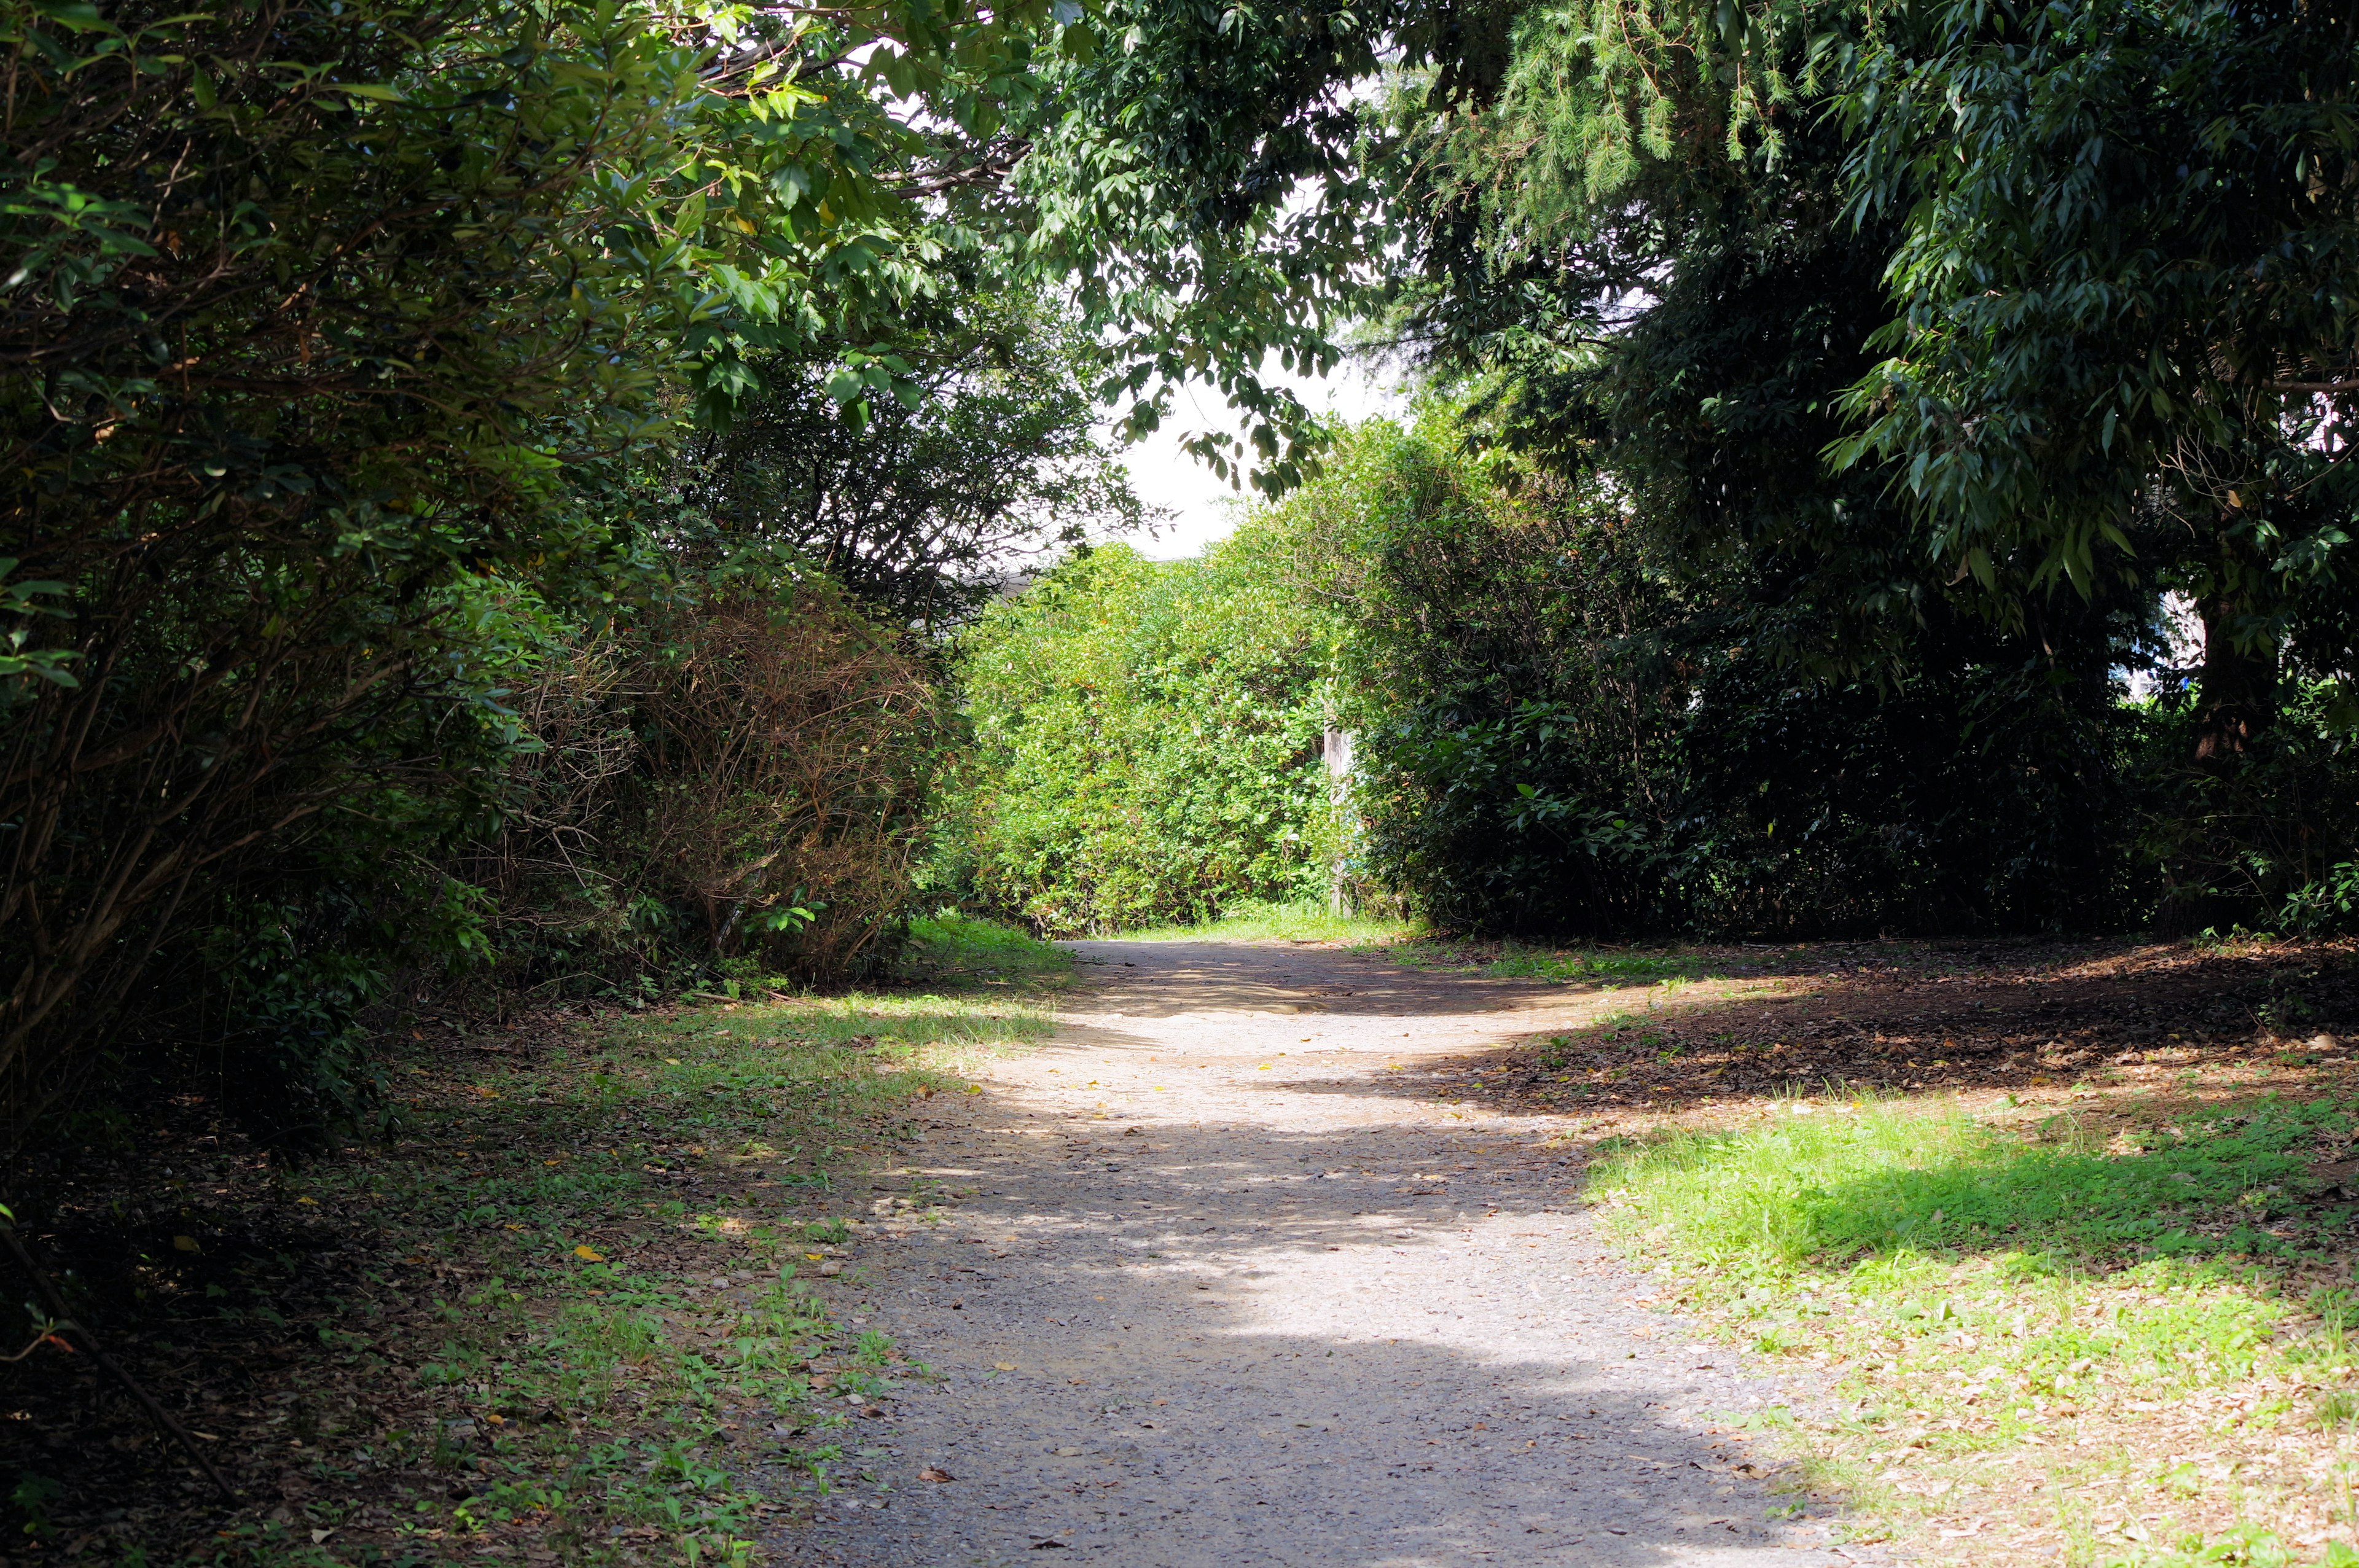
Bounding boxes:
472 580 948 994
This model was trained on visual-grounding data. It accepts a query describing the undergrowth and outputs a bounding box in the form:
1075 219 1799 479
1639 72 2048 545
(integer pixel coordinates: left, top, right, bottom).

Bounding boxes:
2 982 1055 1564
1586 1093 2359 1566
1372 936 1771 985
897 912 1077 986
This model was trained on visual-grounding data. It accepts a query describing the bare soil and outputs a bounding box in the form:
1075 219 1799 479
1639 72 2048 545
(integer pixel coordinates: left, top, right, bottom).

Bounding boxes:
773 939 1889 1567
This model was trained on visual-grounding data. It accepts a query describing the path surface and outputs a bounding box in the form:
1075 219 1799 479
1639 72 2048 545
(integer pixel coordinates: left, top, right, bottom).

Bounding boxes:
776 942 1876 1567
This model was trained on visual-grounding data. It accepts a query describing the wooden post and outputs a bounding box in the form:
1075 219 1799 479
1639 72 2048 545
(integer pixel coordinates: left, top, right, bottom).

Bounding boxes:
1322 727 1355 915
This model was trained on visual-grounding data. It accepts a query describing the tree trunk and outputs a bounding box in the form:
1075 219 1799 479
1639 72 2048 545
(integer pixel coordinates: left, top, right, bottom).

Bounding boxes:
2193 593 2278 764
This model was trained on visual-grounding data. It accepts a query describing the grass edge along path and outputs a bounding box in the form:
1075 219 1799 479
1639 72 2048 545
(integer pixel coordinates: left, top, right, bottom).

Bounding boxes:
1103 898 1422 946
4 922 1071 1567
1582 1091 2359 1567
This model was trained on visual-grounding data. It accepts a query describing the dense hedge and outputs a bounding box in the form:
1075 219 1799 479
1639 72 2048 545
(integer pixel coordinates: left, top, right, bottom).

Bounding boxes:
947 416 2359 942
950 540 1340 934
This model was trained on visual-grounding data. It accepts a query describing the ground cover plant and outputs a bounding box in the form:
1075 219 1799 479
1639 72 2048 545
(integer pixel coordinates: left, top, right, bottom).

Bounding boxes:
0 943 1068 1564
1106 899 1422 946
1391 935 2359 1564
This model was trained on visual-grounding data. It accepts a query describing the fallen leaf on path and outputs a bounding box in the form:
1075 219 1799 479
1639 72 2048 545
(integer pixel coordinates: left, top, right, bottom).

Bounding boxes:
994 1362 1017 1370
919 1467 955 1483
573 1245 604 1261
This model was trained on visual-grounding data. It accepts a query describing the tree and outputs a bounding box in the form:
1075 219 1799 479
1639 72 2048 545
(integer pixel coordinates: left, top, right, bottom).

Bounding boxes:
677 290 1150 633
1832 0 2359 757
0 0 1090 1139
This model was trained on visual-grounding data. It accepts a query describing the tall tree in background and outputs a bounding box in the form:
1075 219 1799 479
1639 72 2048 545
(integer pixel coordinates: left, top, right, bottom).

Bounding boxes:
678 290 1151 633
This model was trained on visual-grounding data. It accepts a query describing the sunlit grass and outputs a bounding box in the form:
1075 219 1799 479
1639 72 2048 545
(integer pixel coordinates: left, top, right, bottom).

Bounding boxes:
248 983 1053 1564
1585 1093 2359 1564
1107 897 1423 945
899 910 1078 985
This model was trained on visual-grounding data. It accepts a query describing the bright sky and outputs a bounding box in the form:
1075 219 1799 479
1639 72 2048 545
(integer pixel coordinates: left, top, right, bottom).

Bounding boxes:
1111 360 1411 560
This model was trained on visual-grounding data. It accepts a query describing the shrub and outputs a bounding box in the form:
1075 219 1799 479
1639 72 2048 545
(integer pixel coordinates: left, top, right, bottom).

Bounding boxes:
622 581 947 983
471 574 947 993
953 540 1340 934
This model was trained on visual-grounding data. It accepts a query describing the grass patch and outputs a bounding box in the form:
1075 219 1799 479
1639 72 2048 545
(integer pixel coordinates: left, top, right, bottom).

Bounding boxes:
1485 943 1721 983
4 985 1050 1564
897 911 1078 986
1586 1093 2359 1564
1108 897 1422 945
1375 936 1757 984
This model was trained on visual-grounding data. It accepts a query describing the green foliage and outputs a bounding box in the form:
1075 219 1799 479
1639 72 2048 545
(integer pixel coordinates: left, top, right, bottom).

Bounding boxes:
1269 416 1694 932
1833 0 2359 621
1107 898 1420 945
1264 415 2142 937
945 408 2159 941
0 0 1103 1144
953 540 1342 934
677 289 1148 633
2135 677 2359 934
896 911 1077 983
1012 0 1411 491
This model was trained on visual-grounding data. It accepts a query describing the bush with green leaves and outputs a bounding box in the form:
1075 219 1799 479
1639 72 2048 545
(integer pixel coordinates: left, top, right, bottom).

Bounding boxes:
1244 415 2142 938
952 539 1342 934
0 0 1066 1144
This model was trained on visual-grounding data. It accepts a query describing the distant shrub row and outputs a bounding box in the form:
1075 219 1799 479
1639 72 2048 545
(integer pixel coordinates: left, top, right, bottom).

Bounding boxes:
944 415 2359 942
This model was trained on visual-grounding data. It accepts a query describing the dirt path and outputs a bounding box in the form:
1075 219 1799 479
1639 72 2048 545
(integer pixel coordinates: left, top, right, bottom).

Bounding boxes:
777 940 1877 1567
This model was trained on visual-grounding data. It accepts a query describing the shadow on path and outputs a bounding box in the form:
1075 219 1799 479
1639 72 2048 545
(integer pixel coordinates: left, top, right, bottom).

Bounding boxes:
767 940 1882 1568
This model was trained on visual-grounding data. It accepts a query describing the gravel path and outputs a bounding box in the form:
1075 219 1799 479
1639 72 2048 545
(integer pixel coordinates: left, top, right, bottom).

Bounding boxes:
775 940 1880 1567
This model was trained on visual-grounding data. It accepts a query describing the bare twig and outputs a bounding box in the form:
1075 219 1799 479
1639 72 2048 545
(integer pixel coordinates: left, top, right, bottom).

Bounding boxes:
0 1324 68 1362
0 1220 237 1504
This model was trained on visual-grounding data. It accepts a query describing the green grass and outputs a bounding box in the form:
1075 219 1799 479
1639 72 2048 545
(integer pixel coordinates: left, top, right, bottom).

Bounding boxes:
1106 897 1422 945
1584 1093 2359 1564
1485 944 1721 981
1594 1096 2346 1277
1381 937 1734 983
60 985 1055 1566
896 911 1078 985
